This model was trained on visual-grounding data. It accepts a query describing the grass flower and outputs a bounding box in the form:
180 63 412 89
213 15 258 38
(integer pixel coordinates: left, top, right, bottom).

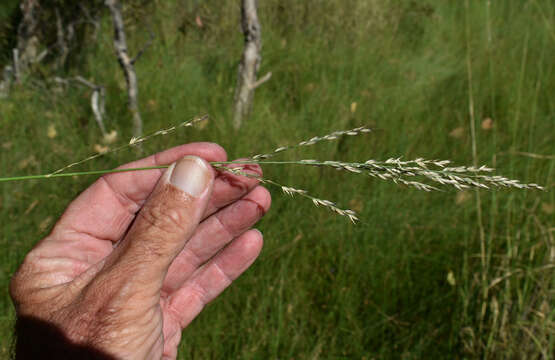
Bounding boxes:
0 117 544 222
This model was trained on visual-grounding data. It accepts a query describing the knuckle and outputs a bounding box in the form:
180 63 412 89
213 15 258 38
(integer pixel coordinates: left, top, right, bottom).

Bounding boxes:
138 198 189 237
213 262 233 287
213 212 235 240
130 193 193 259
9 253 39 302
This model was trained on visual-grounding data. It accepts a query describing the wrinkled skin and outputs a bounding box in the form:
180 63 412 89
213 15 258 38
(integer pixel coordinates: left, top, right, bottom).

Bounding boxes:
10 143 271 359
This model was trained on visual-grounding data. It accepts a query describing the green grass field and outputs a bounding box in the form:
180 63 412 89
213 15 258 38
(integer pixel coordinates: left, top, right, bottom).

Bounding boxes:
0 1 553 358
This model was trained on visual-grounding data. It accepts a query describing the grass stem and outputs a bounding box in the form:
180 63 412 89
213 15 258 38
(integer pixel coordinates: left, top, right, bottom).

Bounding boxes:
0 166 169 183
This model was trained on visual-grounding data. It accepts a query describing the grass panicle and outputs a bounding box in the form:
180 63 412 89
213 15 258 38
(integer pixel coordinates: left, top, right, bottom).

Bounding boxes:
216 164 359 223
250 126 373 160
47 115 209 176
0 124 544 223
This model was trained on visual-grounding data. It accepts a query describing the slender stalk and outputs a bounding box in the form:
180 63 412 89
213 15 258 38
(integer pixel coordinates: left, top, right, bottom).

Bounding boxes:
465 0 488 335
1 159 544 191
250 126 372 160
0 166 169 183
48 115 207 176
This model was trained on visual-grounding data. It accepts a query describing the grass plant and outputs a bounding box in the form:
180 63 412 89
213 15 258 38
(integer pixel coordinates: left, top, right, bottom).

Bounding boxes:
0 121 543 225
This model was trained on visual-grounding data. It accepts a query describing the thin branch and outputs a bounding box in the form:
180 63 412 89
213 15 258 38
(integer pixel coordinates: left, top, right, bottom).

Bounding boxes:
31 49 48 64
13 49 20 84
249 71 272 90
0 65 13 98
16 0 40 75
131 29 155 65
52 76 107 135
74 76 107 135
72 75 98 89
90 87 107 135
105 0 143 138
55 8 69 69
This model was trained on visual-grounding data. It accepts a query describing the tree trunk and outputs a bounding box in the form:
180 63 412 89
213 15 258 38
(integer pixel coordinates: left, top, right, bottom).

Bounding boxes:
233 0 270 130
15 0 41 81
105 0 143 138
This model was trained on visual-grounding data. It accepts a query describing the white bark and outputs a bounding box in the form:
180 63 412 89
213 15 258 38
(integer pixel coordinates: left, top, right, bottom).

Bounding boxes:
13 49 20 83
53 76 107 135
105 0 143 137
74 76 107 135
55 8 69 69
0 65 13 98
233 0 270 130
16 0 40 79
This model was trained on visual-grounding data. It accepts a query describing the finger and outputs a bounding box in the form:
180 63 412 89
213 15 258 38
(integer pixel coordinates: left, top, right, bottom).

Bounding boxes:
204 161 262 217
41 148 263 270
53 143 226 243
162 185 271 294
52 154 260 247
164 229 263 329
95 155 214 293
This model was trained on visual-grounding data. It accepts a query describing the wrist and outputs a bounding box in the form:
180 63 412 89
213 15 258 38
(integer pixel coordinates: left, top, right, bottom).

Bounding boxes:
13 316 116 360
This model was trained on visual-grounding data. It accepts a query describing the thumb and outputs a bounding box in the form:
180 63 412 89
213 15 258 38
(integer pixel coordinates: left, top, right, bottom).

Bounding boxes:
102 155 214 289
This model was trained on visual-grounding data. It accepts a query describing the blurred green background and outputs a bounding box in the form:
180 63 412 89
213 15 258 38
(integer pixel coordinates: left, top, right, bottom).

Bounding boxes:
0 0 553 358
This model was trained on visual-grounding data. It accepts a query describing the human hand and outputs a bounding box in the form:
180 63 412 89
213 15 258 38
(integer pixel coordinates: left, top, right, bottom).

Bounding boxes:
10 143 271 359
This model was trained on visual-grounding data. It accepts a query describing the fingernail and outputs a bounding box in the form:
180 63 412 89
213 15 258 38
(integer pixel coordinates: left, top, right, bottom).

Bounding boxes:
170 156 211 197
